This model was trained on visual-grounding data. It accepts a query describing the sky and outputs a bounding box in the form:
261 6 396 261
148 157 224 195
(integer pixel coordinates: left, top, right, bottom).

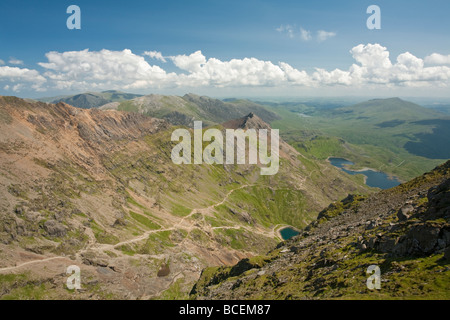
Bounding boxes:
1 0 450 99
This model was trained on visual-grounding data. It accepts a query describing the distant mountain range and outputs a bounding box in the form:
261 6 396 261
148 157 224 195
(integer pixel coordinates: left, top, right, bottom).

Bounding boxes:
100 93 280 126
38 91 280 127
38 90 143 109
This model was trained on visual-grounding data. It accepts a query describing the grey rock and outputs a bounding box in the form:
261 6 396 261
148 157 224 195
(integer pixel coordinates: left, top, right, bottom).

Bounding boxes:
407 224 440 253
43 219 67 237
378 237 397 252
368 237 377 248
397 205 414 221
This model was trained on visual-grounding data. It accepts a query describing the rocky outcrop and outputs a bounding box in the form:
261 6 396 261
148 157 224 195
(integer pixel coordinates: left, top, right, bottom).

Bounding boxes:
43 220 67 237
397 205 414 221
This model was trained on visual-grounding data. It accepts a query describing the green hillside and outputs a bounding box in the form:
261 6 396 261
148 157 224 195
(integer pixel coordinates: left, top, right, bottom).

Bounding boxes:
269 98 450 181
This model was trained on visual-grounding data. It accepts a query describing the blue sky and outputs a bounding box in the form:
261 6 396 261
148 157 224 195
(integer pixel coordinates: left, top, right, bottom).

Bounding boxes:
1 0 450 98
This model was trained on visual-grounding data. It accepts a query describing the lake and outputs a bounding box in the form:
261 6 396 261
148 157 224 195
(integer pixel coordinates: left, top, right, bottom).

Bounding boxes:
328 157 401 190
280 227 300 240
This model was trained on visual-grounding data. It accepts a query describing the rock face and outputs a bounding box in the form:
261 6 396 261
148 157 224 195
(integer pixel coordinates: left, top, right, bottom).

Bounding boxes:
191 161 450 300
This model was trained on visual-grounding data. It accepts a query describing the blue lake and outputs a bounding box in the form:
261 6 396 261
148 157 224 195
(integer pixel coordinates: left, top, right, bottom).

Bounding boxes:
280 227 300 240
328 157 401 190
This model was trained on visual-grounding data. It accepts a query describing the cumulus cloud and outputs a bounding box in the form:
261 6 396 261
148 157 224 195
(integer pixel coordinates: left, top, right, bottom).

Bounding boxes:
170 51 207 73
38 49 172 91
0 66 47 92
0 59 4 65
424 53 450 65
317 30 336 42
279 62 312 85
143 51 167 63
346 44 450 86
169 51 286 87
1 44 450 94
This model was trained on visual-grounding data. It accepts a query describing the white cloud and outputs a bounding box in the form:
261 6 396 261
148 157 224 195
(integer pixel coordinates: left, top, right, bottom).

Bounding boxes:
424 53 450 65
170 50 207 73
0 66 46 92
2 44 450 94
345 44 450 86
276 25 295 39
143 51 167 63
277 26 335 42
317 30 336 42
300 28 311 41
38 49 172 91
8 58 24 65
0 66 46 83
279 62 312 85
170 51 286 87
0 59 4 65
313 68 352 85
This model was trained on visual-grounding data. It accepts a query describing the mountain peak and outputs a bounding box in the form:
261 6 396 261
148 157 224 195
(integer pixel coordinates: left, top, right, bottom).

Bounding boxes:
222 112 271 130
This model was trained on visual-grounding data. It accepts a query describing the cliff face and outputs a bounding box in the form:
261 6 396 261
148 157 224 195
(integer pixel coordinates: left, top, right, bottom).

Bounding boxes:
191 161 450 300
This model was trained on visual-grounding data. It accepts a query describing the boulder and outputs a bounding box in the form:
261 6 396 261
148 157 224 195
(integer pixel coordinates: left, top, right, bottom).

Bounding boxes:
43 219 67 237
397 205 414 221
407 224 440 253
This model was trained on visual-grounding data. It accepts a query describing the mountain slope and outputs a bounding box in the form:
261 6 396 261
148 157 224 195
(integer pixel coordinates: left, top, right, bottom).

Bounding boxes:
191 160 450 299
100 93 280 126
335 97 445 121
0 96 369 299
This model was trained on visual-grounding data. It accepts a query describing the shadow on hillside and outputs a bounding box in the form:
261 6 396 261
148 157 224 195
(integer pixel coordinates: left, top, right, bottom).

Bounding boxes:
404 120 450 159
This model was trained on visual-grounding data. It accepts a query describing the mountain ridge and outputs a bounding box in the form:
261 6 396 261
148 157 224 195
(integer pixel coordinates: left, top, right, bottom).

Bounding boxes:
100 93 280 127
37 90 144 109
